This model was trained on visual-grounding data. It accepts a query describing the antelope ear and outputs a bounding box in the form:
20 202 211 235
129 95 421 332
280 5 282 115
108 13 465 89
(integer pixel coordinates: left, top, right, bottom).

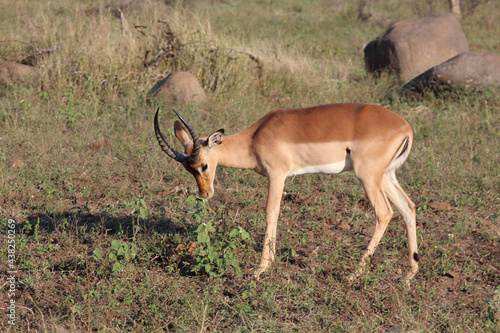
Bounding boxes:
174 121 191 147
207 129 224 149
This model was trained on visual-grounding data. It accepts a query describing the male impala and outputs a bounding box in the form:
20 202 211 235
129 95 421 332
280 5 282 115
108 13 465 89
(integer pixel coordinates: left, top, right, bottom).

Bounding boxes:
154 103 419 283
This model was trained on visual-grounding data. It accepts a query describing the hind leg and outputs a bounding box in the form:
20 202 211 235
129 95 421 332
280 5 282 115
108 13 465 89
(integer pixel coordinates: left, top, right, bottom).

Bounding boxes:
349 171 394 281
383 170 418 284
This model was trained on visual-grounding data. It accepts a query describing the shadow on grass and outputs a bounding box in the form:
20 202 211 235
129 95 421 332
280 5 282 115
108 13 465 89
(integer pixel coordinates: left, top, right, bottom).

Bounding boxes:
21 211 178 237
18 210 204 277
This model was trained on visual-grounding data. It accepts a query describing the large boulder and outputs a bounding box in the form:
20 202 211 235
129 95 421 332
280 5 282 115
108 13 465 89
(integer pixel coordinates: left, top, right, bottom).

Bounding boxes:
401 52 500 94
149 71 207 104
364 12 469 81
0 60 38 84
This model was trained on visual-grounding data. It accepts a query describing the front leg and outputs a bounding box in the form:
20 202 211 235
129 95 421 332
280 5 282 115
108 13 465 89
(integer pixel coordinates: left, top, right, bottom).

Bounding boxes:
253 172 286 279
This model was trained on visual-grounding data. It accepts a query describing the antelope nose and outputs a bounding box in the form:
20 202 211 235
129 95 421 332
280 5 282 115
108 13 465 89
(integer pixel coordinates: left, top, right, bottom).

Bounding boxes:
200 189 214 199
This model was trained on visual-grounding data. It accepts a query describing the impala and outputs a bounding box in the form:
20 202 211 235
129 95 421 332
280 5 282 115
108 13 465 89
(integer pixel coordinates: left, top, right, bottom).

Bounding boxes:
154 103 419 283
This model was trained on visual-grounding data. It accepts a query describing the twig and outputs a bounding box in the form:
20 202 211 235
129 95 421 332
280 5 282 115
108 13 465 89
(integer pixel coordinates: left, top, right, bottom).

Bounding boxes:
231 49 263 67
147 46 176 68
230 48 264 80
143 50 151 67
134 24 149 37
158 19 174 33
145 20 180 68
135 20 180 68
16 47 59 62
1 39 59 64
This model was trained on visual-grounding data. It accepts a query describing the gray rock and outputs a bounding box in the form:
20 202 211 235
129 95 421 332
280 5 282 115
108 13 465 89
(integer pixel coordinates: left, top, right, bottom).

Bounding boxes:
402 52 500 94
364 12 469 81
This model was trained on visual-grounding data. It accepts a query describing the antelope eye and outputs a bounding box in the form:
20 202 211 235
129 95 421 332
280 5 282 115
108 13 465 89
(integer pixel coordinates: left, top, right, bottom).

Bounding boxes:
201 163 208 172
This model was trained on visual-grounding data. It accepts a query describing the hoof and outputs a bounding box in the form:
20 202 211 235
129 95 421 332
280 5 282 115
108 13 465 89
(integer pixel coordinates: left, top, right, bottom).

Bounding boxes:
251 266 266 280
347 265 365 283
403 267 418 287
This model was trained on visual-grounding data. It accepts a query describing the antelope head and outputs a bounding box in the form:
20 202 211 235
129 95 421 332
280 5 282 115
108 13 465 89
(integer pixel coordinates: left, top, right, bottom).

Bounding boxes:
154 108 224 199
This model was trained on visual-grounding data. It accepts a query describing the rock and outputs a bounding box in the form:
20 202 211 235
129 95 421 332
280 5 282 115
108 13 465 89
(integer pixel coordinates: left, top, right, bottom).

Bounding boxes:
149 71 207 104
0 60 38 84
364 12 469 81
401 52 500 94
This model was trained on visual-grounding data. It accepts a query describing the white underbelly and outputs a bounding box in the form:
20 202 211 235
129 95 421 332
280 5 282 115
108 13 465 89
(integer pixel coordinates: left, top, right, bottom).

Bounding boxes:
288 158 353 176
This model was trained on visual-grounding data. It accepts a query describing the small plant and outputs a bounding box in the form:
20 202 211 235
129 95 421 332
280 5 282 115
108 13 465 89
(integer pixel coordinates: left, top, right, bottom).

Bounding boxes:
432 244 455 276
92 240 138 275
22 218 40 241
193 220 251 278
183 195 253 278
127 198 148 239
127 198 148 220
486 287 500 328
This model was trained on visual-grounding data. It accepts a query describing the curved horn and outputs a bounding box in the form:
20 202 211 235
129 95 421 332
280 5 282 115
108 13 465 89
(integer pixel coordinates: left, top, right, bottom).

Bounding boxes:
154 108 187 162
173 109 200 165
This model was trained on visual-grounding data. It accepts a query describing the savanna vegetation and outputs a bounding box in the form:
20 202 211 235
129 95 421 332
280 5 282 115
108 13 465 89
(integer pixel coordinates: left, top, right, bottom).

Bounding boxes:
0 0 498 331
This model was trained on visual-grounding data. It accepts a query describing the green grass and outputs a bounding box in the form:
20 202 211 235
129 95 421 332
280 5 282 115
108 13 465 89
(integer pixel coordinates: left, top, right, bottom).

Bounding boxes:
1 0 499 331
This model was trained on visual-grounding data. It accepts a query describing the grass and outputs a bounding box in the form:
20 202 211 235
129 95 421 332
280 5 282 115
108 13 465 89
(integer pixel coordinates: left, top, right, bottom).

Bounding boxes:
1 0 499 331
